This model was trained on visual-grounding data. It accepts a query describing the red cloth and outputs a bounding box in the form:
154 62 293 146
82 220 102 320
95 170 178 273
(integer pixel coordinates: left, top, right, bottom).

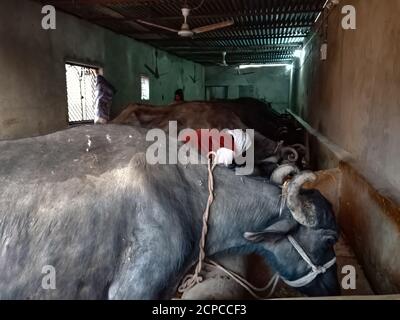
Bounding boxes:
184 129 234 157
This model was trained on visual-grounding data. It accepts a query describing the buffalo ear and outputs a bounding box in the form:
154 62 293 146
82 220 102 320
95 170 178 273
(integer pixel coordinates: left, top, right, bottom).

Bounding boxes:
244 219 297 243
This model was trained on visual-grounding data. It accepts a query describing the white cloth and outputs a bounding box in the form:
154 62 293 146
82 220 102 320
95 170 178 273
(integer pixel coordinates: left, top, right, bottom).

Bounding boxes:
215 148 235 166
94 116 107 124
214 130 252 166
226 129 252 157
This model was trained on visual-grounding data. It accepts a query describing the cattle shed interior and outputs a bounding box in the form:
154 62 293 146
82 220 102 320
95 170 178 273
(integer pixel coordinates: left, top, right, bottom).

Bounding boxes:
0 0 399 300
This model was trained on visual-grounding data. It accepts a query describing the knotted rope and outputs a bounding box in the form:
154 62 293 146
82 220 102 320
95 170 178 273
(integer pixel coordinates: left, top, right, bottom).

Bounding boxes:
177 161 337 299
178 151 217 293
178 151 281 299
203 260 281 299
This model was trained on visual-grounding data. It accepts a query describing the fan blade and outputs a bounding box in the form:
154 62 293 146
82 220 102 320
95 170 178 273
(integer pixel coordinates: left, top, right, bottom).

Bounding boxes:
192 20 234 34
137 20 179 33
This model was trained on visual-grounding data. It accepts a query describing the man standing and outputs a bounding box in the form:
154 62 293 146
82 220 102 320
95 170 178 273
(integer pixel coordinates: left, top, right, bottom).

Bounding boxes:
171 89 184 105
94 69 116 124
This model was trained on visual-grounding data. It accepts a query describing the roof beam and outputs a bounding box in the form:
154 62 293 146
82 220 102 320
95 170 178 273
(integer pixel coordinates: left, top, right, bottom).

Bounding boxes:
162 43 302 50
127 23 313 37
140 34 308 42
173 48 297 55
199 59 294 65
88 10 321 22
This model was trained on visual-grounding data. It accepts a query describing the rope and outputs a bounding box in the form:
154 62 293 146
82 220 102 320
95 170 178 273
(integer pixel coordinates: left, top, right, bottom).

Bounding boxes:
178 151 217 293
178 151 281 299
273 140 284 154
204 260 280 300
279 180 290 217
282 236 337 288
176 165 337 298
191 0 206 11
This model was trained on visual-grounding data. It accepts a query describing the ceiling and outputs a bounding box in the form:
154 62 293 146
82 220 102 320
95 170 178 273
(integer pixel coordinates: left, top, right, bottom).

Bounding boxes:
38 0 327 66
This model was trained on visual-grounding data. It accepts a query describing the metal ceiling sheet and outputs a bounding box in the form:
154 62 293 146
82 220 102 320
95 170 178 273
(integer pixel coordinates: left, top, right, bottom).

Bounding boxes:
38 0 326 65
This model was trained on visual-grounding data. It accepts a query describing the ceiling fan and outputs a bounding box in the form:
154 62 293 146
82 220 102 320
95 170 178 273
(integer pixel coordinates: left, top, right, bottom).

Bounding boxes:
217 51 229 67
136 4 234 38
215 52 254 76
216 51 242 69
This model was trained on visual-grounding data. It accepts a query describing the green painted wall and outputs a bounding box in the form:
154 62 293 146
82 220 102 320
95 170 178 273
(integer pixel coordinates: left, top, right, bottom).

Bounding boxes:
0 0 205 140
103 34 204 115
205 65 291 113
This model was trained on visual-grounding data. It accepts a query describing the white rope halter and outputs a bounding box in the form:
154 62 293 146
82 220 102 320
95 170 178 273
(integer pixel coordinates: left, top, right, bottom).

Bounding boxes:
185 234 337 299
280 235 337 288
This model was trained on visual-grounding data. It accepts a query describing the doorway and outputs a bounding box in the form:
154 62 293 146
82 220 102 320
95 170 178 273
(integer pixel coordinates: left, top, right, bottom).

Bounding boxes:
206 86 228 101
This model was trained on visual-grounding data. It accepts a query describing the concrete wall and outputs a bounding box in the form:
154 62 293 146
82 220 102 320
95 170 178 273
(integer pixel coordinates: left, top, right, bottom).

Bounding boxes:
290 0 400 294
339 161 400 294
205 65 291 113
0 0 205 140
291 0 400 197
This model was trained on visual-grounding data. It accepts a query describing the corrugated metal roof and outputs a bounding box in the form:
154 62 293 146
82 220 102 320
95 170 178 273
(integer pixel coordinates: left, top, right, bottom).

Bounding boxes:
38 0 326 65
